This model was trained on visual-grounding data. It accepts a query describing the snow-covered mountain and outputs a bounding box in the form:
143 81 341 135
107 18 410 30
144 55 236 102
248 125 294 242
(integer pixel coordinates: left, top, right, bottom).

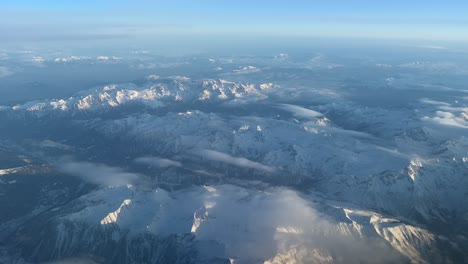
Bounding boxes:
5 184 455 263
1 76 467 263
1 78 277 117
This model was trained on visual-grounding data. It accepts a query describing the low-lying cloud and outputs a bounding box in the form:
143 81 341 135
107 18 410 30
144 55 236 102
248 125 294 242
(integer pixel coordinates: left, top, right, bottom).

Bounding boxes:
420 98 468 129
87 184 406 263
39 140 73 150
59 160 141 186
191 185 406 263
134 156 182 168
196 149 275 173
0 66 13 78
276 103 324 119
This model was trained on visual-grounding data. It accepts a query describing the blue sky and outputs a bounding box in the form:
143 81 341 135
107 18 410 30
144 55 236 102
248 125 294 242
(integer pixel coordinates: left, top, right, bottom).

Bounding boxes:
2 0 468 43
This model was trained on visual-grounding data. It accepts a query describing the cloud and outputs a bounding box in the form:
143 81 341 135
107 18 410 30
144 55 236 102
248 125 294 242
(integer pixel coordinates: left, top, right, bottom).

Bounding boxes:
134 156 182 168
420 98 468 112
231 66 260 74
31 56 45 63
420 98 451 106
400 44 448 50
0 66 13 78
58 160 141 186
0 28 128 43
0 18 192 44
54 56 91 63
422 111 468 129
39 140 72 150
399 61 468 74
276 103 324 118
67 184 408 263
303 121 374 139
188 185 407 263
420 98 468 129
196 149 275 173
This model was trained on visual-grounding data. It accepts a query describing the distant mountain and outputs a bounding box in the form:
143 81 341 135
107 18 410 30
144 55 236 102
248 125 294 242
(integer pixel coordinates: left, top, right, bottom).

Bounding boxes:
1 78 277 117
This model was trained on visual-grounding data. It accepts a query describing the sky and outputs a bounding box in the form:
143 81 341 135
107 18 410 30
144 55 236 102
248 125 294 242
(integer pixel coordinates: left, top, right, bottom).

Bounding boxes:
1 0 468 46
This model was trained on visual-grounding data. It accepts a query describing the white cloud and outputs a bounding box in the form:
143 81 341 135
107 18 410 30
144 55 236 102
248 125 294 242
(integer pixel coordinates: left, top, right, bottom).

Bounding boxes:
422 111 468 129
134 156 182 168
400 44 448 50
32 56 45 63
97 56 121 61
54 56 91 63
130 50 150 54
39 140 72 150
276 103 323 118
146 75 160 81
58 161 141 186
420 99 468 129
0 66 13 78
196 149 275 173
232 65 260 74
192 186 406 263
67 184 409 263
420 98 451 106
96 56 109 61
399 61 468 74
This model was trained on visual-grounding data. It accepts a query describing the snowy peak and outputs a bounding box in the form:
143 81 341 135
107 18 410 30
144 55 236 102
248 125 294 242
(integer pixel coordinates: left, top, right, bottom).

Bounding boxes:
2 78 279 115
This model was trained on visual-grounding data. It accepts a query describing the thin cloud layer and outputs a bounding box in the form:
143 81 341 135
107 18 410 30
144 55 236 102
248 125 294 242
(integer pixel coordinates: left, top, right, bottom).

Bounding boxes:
69 184 407 263
196 149 275 173
59 161 140 186
0 66 13 78
134 156 182 168
420 98 468 129
276 103 324 118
